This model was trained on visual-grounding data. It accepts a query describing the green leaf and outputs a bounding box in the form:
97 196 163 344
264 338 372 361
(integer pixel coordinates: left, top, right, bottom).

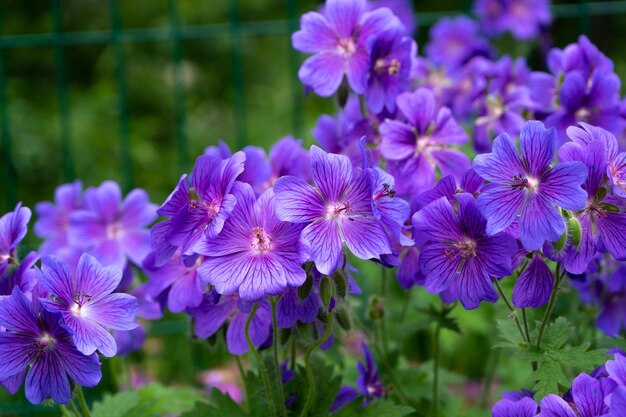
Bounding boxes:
532 358 569 400
542 317 574 349
494 319 525 349
334 400 414 417
180 390 248 417
292 354 342 417
91 391 140 417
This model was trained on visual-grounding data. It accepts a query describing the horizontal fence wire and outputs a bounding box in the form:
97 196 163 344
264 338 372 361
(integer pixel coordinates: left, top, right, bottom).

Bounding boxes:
0 0 621 412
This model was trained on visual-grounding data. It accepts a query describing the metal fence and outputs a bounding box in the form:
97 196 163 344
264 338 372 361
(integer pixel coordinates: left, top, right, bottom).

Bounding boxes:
0 0 625 414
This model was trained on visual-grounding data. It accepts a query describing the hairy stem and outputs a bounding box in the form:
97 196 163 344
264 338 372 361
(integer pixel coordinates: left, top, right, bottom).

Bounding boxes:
493 278 529 344
59 405 72 417
75 385 91 417
299 310 334 417
245 302 276 417
535 262 564 349
271 297 287 417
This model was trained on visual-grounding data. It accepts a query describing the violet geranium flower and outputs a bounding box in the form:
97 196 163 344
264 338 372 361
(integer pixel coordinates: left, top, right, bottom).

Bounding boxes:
412 194 517 309
274 145 392 275
196 183 310 301
36 254 139 357
491 397 537 417
0 203 31 275
473 121 588 250
330 343 384 412
292 0 402 97
380 87 470 196
474 0 551 40
69 181 157 269
0 287 101 404
539 373 616 417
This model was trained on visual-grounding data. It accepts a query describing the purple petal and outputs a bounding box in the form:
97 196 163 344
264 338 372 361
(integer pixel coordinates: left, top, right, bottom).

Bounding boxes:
237 255 287 301
120 189 157 227
325 0 365 38
83 293 138 331
55 338 102 388
431 149 471 183
420 242 462 293
190 297 236 339
0 333 34 379
329 386 360 413
292 12 337 53
540 162 588 211
571 373 615 417
473 133 524 184
36 256 74 304
512 255 553 308
341 217 392 261
476 186 524 236
239 146 271 187
456 257 498 310
606 353 626 386
198 252 251 298
84 181 122 223
519 192 565 250
412 197 462 242
379 120 416 161
310 145 353 202
168 271 204 313
539 395 577 417
598 211 626 261
396 88 435 132
492 397 537 417
520 121 556 177
302 219 343 276
226 301 271 355
274 176 326 223
0 204 31 254
0 287 39 335
25 352 71 404
559 72 586 111
157 174 189 217
298 53 345 97
347 50 369 94
64 314 118 357
75 254 123 300
0 371 25 395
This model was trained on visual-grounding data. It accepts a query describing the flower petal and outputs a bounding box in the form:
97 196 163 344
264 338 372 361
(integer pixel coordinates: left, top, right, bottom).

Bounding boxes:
540 161 588 211
520 121 556 177
512 255 553 308
302 219 343 275
274 176 326 223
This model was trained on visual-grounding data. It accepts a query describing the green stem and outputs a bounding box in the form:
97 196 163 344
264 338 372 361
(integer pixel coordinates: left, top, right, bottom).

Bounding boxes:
75 385 91 417
299 310 334 417
70 400 81 417
245 303 277 417
493 278 529 344
59 404 72 417
535 262 564 348
290 332 297 370
271 297 287 417
432 313 441 417
380 268 390 357
359 94 367 119
235 355 248 408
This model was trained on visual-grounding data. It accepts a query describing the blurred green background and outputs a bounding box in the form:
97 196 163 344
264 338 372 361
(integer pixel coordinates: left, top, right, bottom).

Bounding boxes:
1 0 626 415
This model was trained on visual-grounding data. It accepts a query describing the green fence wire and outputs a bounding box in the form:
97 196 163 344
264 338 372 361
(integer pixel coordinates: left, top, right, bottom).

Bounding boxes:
0 0 622 413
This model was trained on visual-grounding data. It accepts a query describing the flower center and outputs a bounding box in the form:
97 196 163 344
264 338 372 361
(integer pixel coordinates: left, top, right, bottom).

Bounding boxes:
106 222 122 239
337 38 356 56
37 332 55 350
190 199 221 220
575 107 591 121
454 238 478 258
511 174 539 191
326 202 351 219
71 291 92 316
250 227 272 253
585 201 608 219
375 58 401 76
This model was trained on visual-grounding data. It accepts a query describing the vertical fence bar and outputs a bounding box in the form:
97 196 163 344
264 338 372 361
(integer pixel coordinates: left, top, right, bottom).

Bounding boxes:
0 7 16 211
52 0 74 183
285 0 303 139
168 0 189 173
229 0 247 149
110 0 133 191
578 0 591 35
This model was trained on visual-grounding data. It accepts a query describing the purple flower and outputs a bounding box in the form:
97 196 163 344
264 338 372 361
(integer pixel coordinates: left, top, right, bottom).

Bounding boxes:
606 353 626 386
607 386 626 417
365 29 412 114
413 194 517 310
154 152 245 265
269 136 311 183
189 295 271 355
195 183 309 301
492 397 537 417
0 251 39 298
425 16 491 70
292 0 402 96
35 181 82 259
0 287 101 404
69 181 156 268
36 254 139 357
276 284 322 329
380 87 470 196
609 152 626 199
0 203 31 275
474 0 551 40
473 121 588 250
330 343 384 412
412 194 517 309
539 373 616 417
143 252 205 313
274 145 392 275
552 125 626 272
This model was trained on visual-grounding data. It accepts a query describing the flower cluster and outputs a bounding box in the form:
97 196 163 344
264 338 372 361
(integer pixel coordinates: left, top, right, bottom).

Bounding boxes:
493 352 626 417
0 200 145 404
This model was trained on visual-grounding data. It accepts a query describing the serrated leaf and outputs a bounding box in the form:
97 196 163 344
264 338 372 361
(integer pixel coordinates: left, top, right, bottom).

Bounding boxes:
91 391 140 417
293 354 342 417
532 358 568 400
334 400 414 417
542 317 574 349
495 319 525 349
557 344 607 369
